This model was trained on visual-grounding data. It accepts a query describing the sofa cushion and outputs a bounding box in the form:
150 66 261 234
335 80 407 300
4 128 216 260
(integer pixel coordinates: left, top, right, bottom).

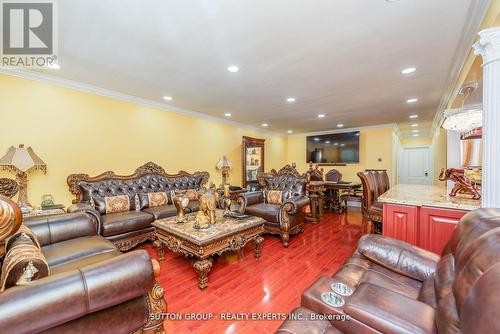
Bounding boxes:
147 192 168 208
104 195 130 214
266 190 283 204
245 203 280 223
142 205 177 220
100 211 154 237
49 250 122 275
276 307 343 334
42 235 117 268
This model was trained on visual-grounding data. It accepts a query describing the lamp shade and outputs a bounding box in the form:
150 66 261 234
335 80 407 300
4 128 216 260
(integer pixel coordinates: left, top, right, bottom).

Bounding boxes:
0 145 47 174
216 156 232 170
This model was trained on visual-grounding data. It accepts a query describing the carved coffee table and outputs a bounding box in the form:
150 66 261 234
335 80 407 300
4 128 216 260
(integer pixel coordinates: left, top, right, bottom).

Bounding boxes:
152 210 265 290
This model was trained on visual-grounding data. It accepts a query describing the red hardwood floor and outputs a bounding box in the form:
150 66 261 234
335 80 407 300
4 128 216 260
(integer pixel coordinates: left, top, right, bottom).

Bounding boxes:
139 209 367 334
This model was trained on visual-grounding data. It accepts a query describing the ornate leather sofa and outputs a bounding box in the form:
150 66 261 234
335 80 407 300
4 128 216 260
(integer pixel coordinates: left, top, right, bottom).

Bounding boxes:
237 165 310 247
278 208 500 333
0 197 166 334
67 162 209 251
357 169 390 234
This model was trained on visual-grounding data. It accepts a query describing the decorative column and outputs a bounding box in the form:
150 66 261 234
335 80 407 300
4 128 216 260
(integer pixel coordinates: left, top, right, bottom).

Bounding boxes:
473 27 500 208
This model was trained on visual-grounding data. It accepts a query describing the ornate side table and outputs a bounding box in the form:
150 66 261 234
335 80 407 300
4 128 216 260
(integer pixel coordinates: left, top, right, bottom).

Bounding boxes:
153 210 265 290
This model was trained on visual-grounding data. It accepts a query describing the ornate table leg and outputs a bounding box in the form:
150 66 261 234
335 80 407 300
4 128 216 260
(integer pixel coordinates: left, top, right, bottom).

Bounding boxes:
193 258 213 290
308 194 318 223
318 193 324 219
153 239 165 261
253 236 264 258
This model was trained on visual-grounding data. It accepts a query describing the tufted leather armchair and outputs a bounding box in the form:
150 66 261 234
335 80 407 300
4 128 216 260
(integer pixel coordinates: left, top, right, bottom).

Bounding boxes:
67 162 209 251
237 172 309 247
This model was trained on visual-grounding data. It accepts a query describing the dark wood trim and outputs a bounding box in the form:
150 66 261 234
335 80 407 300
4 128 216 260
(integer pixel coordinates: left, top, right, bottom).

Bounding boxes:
67 161 209 203
242 136 265 188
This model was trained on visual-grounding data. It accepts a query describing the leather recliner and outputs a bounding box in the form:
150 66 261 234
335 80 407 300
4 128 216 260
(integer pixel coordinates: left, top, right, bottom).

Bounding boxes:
278 208 500 334
0 202 166 334
237 172 310 247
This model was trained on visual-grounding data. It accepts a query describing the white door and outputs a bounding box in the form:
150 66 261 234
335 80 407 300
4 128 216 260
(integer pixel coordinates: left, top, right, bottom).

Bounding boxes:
398 146 432 185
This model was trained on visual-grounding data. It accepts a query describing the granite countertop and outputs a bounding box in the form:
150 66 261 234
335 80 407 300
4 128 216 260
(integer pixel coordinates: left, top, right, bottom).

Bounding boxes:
378 184 480 211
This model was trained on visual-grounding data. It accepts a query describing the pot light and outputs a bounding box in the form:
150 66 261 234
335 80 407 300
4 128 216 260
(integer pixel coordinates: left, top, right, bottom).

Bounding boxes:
412 129 419 133
401 67 416 74
411 124 419 127
325 141 331 144
413 134 419 137
337 124 344 128
409 114 419 119
227 65 239 73
261 123 268 127
314 137 320 142
163 96 173 101
407 98 418 104
317 114 325 118
224 113 232 117
287 130 293 134
340 143 345 147
334 143 339 146
287 97 296 103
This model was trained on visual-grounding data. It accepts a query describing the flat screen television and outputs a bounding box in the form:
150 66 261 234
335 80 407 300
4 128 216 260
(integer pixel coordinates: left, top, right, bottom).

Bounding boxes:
306 131 360 164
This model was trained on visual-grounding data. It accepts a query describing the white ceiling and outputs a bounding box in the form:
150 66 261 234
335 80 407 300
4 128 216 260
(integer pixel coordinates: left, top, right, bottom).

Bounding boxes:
30 0 484 137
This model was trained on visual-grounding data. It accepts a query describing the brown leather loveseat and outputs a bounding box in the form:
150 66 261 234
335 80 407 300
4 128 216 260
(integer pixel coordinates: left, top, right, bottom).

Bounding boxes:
0 197 166 334
278 208 500 333
237 165 310 247
67 162 209 251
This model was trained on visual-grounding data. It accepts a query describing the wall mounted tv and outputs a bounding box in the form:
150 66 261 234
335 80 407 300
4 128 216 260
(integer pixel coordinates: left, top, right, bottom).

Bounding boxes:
306 131 360 164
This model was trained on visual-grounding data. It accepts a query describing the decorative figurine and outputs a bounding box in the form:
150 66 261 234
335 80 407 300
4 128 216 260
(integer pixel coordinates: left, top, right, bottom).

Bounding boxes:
439 168 481 200
194 189 219 229
173 194 189 223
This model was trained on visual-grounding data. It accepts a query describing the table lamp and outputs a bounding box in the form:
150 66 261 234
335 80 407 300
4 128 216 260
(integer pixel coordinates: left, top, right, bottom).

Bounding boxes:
215 155 233 187
0 145 47 209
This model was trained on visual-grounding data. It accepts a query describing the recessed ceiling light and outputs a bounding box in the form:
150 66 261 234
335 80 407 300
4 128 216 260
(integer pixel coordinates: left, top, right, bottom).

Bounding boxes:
407 98 418 103
409 114 419 119
224 113 232 117
340 143 346 147
287 130 293 134
287 97 296 103
325 141 331 144
337 124 344 128
261 123 268 127
412 129 419 133
314 137 320 142
401 67 416 74
413 134 419 137
317 114 325 118
411 124 419 127
334 142 339 146
227 65 239 73
163 96 173 101
386 0 401 2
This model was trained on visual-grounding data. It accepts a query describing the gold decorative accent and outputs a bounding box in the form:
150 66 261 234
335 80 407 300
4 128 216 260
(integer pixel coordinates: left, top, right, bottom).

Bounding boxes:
0 178 19 198
104 195 130 214
266 190 283 204
135 162 166 176
147 192 168 208
193 259 213 290
141 283 167 334
112 232 155 252
194 190 218 229
0 195 22 256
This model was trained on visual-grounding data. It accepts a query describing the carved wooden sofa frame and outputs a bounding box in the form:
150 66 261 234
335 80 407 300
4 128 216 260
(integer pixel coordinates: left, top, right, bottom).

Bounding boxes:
67 162 209 251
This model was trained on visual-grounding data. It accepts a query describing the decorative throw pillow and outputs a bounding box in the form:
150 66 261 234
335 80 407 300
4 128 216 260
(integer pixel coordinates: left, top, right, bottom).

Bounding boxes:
0 232 49 291
147 192 168 207
104 195 130 214
266 190 283 205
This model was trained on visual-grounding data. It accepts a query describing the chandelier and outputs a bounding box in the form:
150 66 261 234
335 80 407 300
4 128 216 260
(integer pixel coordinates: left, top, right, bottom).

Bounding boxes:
442 82 483 133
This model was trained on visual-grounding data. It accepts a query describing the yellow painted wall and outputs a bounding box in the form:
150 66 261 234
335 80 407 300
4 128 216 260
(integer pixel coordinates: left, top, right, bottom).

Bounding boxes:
432 128 447 186
0 74 287 207
286 127 394 182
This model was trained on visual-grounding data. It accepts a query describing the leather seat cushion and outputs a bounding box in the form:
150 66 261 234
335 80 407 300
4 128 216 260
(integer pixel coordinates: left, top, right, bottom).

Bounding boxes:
49 250 122 275
245 203 280 223
276 307 343 334
142 205 177 220
100 211 154 237
42 235 117 268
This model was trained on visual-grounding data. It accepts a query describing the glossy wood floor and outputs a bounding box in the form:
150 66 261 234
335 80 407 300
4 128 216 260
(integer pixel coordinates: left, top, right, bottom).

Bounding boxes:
140 209 367 334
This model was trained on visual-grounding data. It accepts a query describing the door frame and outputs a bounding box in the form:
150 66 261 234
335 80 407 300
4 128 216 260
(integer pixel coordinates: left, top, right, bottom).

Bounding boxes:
398 145 434 185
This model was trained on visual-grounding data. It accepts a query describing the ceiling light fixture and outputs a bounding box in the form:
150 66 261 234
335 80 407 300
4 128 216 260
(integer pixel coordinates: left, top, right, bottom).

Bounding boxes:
442 82 483 133
411 124 419 127
409 114 419 119
334 143 339 146
317 114 325 118
412 129 419 133
314 137 320 142
227 65 239 73
287 97 296 103
261 123 268 127
224 113 232 117
407 98 418 103
413 134 419 137
337 124 344 128
325 141 331 144
287 130 293 134
401 67 416 74
163 96 173 101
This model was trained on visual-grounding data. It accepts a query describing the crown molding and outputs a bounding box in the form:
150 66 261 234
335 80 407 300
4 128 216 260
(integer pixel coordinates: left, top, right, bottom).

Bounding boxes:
430 0 491 135
0 68 284 136
288 123 396 138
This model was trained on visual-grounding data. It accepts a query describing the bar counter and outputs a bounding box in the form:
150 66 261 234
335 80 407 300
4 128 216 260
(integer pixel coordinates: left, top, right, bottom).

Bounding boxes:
377 184 481 254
